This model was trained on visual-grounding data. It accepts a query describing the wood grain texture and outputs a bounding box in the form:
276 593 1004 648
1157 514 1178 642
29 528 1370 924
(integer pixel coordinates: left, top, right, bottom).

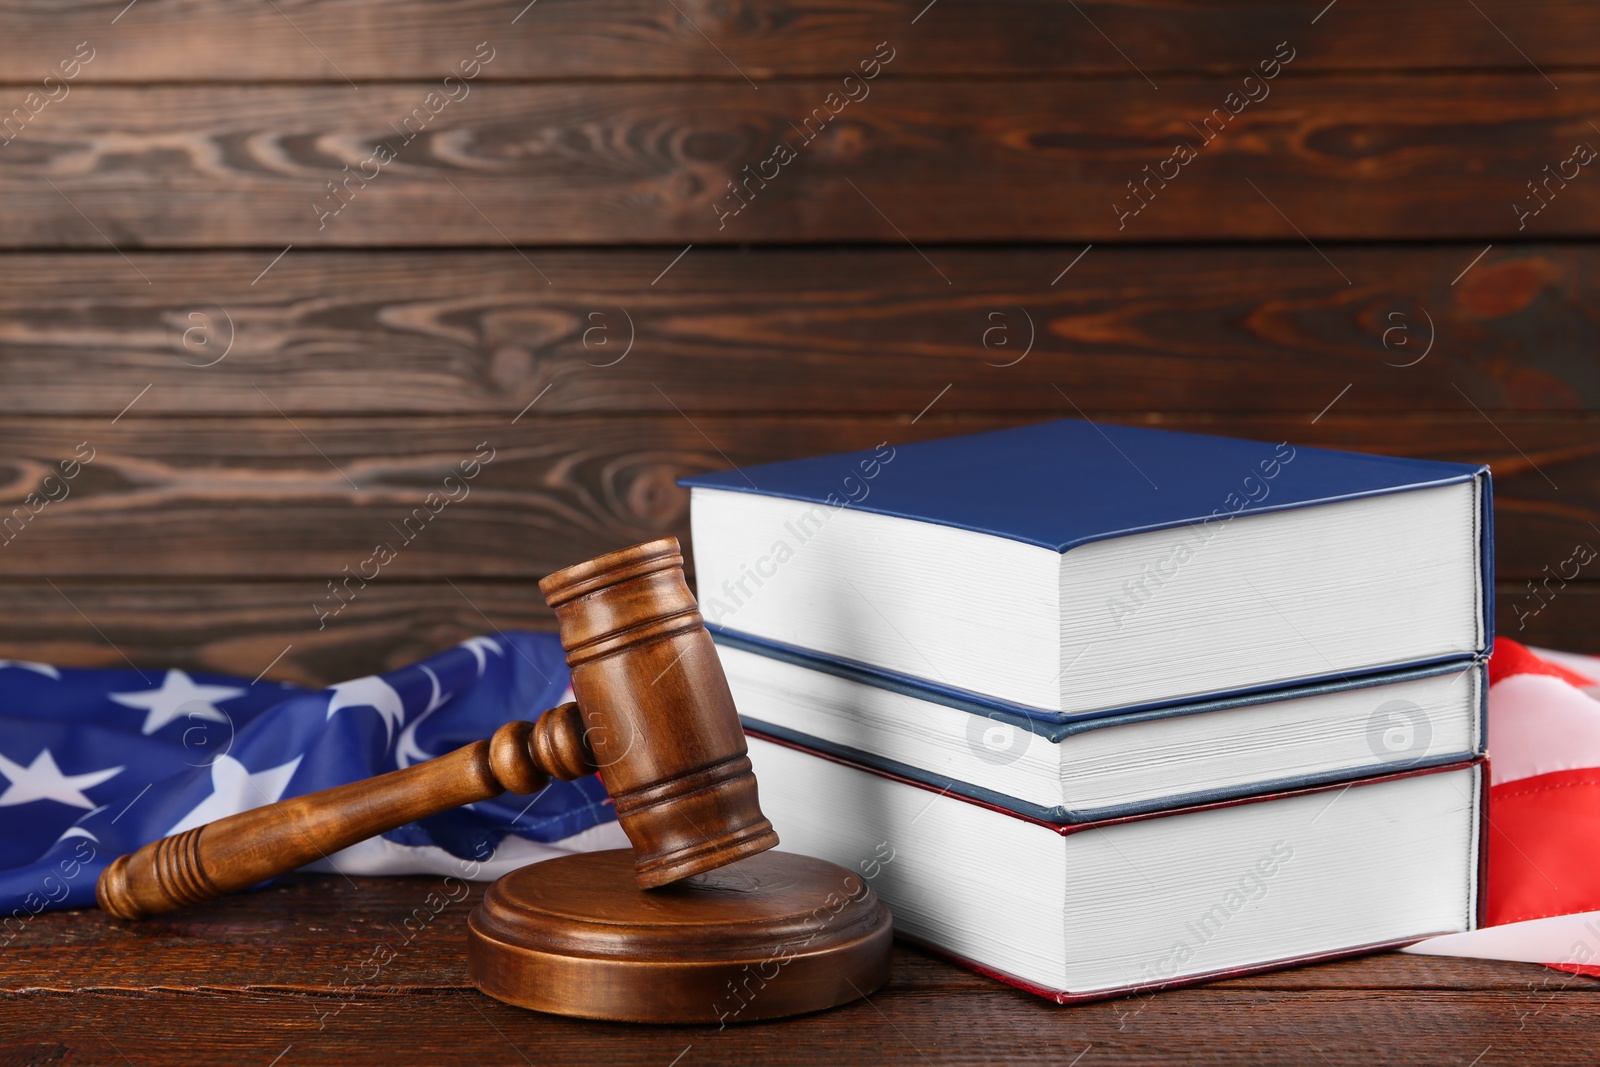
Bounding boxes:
3 874 1568 995
4 3 1595 1055
2 245 1595 416
0 414 1590 580
1498 582 1600 652
469 850 889 1022
19 986 1600 1067
0 580 555 688
4 76 1600 248
6 877 1599 1067
3 0 1599 82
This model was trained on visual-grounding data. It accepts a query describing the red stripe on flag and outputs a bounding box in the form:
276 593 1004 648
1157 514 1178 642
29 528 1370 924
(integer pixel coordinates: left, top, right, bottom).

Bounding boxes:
1488 767 1600 926
1490 638 1598 688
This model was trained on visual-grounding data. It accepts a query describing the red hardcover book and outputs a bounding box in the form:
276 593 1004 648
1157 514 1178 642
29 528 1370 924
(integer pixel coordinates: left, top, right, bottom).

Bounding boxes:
747 731 1487 1004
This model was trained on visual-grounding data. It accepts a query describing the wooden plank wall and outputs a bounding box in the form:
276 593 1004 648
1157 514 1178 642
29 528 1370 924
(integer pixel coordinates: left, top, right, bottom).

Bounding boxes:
0 0 1594 686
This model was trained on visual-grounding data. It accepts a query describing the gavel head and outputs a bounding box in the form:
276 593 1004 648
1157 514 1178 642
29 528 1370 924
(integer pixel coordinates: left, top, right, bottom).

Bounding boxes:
538 537 778 888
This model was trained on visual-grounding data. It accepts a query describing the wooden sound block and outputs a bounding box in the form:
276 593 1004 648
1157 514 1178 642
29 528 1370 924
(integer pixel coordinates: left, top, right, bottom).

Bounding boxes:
467 849 894 1024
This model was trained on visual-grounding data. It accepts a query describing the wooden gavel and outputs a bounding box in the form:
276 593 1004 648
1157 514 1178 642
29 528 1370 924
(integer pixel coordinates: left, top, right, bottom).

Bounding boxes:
97 537 780 920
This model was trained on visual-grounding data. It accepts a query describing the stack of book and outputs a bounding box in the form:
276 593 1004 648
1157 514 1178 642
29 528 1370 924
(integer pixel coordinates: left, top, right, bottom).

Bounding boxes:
681 419 1491 1003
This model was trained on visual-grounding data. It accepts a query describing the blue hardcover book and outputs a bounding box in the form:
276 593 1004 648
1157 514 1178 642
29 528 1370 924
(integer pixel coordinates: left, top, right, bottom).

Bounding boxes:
716 630 1487 823
681 419 1491 718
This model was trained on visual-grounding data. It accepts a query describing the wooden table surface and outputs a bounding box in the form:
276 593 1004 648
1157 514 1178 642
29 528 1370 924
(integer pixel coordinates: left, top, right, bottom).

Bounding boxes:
5 874 1596 1067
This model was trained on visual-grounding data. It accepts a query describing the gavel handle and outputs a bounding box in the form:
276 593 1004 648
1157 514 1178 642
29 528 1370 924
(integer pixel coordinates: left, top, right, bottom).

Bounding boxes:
97 704 596 920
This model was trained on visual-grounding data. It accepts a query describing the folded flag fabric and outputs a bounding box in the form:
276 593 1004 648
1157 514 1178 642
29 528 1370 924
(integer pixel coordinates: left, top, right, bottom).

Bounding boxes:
0 632 623 929
2 632 1597 985
1407 638 1600 976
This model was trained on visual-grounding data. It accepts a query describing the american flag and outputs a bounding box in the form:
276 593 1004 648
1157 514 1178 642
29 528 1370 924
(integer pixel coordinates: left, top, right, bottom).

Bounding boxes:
1408 639 1600 976
0 632 624 929
2 633 1595 982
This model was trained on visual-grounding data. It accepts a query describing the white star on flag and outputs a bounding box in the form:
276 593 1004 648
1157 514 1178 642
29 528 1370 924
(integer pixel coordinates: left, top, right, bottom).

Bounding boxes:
395 665 452 769
166 754 303 835
109 669 248 736
0 660 61 679
458 636 503 678
326 675 407 746
0 748 122 809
